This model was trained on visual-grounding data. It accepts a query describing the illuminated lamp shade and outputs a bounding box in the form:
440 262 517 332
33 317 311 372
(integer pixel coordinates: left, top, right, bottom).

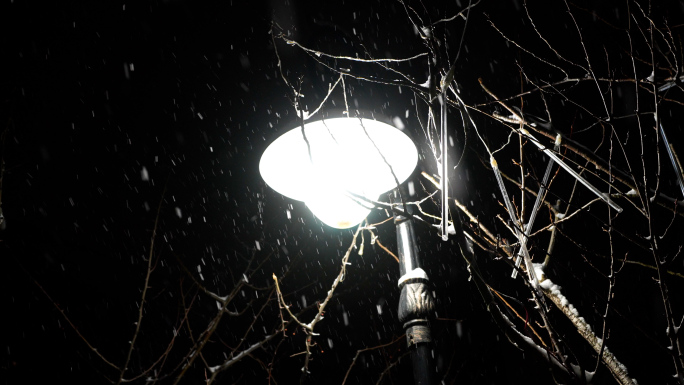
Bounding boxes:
259 117 418 229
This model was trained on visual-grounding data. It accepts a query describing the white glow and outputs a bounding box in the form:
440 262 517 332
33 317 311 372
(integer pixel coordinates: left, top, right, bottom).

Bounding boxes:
259 117 418 228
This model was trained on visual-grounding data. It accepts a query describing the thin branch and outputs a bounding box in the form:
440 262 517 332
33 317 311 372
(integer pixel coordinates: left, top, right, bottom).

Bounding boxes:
31 276 120 372
341 334 404 385
116 187 166 384
277 33 428 63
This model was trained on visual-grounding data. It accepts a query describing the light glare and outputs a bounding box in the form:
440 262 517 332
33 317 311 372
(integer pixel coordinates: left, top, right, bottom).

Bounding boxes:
260 117 418 228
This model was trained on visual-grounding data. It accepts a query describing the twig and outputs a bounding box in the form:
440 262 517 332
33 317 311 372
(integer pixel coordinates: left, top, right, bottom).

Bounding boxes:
277 33 428 63
273 224 364 373
341 334 404 385
116 187 166 384
31 276 120 372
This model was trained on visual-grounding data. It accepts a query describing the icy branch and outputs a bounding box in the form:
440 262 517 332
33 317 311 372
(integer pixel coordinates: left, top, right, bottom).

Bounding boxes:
440 91 449 241
519 128 623 213
512 134 561 279
208 334 277 374
490 156 542 291
659 124 684 199
535 264 638 385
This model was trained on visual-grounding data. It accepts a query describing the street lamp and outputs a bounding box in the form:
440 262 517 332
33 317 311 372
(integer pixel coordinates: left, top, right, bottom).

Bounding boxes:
259 117 418 228
260 116 436 384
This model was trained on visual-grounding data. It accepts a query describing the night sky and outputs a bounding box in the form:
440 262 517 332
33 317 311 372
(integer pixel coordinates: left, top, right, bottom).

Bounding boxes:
3 1 684 384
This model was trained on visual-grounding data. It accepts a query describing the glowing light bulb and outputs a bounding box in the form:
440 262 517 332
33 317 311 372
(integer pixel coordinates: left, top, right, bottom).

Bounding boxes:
260 117 418 228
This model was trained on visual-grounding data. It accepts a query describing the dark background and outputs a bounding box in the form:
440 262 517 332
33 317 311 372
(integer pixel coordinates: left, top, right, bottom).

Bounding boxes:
3 0 683 384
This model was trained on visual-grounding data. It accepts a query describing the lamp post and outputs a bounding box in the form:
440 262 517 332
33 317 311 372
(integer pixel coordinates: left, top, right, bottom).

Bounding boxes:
260 116 435 385
392 189 436 385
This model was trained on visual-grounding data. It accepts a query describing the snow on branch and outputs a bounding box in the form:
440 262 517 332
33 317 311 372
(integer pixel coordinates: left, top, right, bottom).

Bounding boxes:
534 264 638 385
272 224 364 374
208 333 278 374
276 33 428 63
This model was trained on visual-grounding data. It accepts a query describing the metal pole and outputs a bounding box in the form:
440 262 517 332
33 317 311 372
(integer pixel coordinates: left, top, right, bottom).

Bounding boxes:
391 189 435 385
